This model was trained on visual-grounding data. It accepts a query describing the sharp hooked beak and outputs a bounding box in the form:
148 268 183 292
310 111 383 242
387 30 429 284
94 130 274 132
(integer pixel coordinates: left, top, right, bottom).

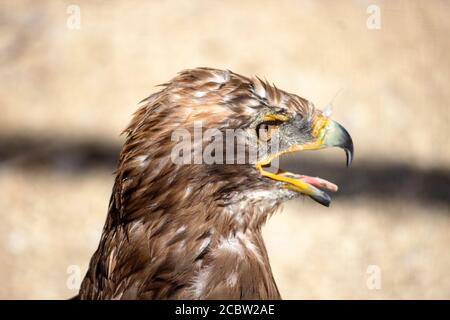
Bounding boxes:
256 114 354 207
322 118 354 167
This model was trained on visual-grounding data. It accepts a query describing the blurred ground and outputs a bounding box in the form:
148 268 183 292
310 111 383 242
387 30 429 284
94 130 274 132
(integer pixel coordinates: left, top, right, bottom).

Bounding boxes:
0 0 449 299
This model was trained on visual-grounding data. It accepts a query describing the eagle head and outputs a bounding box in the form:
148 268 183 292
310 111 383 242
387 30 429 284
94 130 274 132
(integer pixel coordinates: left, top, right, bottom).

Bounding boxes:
122 68 353 219
78 67 354 299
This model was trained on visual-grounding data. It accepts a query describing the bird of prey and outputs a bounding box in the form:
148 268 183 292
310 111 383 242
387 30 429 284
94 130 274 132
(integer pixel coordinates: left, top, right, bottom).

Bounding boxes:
76 67 353 300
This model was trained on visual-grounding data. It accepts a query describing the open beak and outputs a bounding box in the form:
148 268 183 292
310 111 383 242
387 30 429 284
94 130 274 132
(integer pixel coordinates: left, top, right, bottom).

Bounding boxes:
256 115 354 207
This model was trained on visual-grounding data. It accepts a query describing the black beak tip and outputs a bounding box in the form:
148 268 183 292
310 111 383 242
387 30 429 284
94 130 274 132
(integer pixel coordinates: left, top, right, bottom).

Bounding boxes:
345 143 354 167
310 191 331 207
333 120 354 168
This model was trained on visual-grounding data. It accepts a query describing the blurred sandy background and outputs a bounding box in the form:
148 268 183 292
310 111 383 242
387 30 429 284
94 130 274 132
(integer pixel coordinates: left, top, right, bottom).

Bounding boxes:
0 0 449 299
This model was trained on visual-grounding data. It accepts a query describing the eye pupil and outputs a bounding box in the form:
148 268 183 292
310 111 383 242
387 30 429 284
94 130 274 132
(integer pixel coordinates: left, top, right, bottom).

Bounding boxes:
257 123 275 142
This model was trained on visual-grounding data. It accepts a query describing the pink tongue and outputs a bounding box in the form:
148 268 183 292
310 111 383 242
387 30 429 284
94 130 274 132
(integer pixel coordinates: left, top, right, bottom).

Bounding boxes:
298 175 338 192
279 172 338 192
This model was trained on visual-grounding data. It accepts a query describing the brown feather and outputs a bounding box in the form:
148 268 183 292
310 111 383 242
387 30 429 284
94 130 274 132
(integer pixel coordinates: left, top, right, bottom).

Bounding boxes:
78 67 318 299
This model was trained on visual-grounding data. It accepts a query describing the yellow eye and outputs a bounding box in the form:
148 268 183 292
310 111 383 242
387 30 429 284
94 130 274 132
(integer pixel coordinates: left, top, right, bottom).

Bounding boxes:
257 123 278 142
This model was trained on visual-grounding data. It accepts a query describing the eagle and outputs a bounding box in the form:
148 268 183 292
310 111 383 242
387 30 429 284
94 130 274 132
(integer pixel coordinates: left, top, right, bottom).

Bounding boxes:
76 67 353 300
